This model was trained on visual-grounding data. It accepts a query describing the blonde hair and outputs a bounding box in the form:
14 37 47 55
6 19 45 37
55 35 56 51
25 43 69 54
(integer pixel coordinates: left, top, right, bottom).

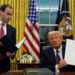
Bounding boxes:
48 31 63 40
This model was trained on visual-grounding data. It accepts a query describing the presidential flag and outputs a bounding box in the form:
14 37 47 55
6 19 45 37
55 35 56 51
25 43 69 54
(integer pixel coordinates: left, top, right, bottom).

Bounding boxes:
23 0 40 63
56 0 73 40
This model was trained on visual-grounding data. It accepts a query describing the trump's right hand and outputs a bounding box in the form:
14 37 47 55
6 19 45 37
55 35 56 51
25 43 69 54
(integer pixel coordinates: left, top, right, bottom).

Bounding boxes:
58 59 67 69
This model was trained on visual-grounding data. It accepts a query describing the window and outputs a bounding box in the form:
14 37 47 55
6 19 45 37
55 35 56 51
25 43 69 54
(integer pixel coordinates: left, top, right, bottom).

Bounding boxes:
35 0 59 45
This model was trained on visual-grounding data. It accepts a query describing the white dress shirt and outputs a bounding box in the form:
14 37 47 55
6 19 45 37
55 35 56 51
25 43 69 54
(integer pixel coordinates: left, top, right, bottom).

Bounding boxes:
54 45 63 59
53 45 63 72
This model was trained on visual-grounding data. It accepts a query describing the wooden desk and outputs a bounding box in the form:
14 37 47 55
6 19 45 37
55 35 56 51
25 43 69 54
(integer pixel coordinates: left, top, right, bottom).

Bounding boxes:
0 70 25 75
8 70 24 74
1 71 75 75
8 71 75 75
18 63 40 70
56 72 75 75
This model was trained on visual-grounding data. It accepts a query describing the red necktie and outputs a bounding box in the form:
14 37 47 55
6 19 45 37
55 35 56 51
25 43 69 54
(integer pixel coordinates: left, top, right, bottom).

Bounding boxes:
0 23 4 39
0 23 4 61
56 50 61 64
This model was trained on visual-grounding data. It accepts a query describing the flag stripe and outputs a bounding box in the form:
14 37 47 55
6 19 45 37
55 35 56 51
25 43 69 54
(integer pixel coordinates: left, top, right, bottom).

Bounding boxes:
23 41 40 61
23 43 30 53
23 44 39 61
33 23 39 33
25 22 39 46
26 18 39 41
24 32 40 57
24 26 39 52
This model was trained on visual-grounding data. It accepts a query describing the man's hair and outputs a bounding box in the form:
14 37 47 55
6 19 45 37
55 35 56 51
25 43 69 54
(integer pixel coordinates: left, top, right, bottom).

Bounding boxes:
48 31 59 36
48 31 63 40
0 4 13 12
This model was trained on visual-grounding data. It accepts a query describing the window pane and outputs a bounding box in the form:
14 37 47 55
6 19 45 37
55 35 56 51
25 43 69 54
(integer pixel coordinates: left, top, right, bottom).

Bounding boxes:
40 10 49 24
35 0 39 9
36 10 40 23
51 0 59 8
40 0 49 9
50 11 58 24
40 26 58 42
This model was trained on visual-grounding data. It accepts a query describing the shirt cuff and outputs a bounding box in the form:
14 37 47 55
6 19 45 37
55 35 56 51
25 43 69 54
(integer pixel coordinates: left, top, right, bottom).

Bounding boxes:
55 65 59 72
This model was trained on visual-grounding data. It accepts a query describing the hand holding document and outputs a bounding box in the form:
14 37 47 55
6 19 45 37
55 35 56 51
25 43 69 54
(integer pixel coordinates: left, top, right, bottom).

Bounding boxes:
16 38 25 49
65 39 75 65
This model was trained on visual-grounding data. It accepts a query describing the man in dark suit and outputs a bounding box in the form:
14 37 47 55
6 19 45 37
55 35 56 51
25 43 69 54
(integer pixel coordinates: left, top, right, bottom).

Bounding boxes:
41 31 75 72
0 4 16 72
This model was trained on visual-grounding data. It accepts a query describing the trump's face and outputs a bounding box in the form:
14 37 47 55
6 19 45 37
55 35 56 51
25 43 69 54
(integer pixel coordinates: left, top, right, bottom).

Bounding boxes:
49 33 62 49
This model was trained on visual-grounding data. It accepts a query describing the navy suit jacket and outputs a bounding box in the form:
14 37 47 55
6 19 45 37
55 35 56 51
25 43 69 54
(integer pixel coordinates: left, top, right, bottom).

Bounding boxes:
0 23 16 72
41 45 75 72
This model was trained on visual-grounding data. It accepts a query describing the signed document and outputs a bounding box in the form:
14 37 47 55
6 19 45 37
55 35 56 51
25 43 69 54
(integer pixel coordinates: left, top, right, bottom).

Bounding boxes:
65 39 75 65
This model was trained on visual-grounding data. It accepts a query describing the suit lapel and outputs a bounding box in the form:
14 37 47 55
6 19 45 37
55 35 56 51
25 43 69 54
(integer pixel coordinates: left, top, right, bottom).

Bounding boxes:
52 47 56 61
48 47 56 64
7 24 11 38
47 45 65 64
50 45 65 63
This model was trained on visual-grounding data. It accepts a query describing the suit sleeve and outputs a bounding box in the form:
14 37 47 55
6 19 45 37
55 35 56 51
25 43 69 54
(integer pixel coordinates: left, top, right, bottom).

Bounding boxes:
12 28 16 44
40 50 56 72
11 28 16 59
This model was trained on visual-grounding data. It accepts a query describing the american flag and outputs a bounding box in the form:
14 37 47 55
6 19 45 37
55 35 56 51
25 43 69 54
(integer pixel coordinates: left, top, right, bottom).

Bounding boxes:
23 0 40 63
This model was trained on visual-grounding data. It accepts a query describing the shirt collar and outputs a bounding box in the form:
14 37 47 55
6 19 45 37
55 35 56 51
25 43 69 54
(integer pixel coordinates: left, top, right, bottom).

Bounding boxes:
0 21 2 25
0 21 6 26
53 45 62 53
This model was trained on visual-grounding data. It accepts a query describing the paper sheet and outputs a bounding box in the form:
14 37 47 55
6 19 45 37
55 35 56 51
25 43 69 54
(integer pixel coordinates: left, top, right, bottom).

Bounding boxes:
15 38 25 49
65 39 75 65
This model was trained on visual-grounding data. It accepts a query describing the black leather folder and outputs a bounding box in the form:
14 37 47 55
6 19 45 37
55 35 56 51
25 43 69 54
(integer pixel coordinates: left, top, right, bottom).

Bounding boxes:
0 35 18 53
25 68 54 75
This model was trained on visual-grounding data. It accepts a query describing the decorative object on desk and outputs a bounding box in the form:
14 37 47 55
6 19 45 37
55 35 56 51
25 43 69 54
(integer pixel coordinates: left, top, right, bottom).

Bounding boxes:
17 52 34 64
